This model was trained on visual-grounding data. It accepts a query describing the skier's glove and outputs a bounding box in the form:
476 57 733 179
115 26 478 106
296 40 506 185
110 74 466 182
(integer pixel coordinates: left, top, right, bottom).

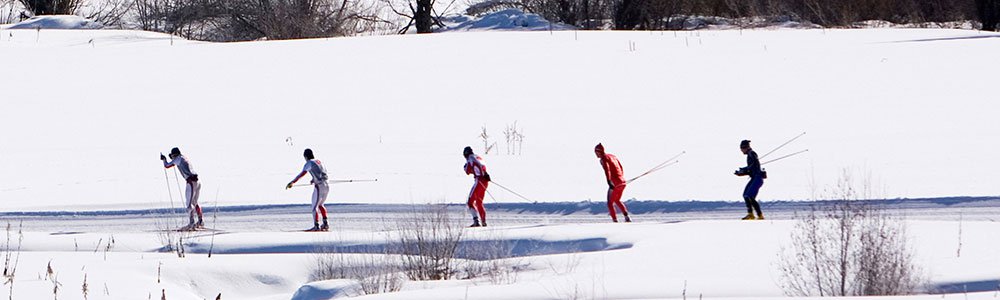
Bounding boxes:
482 173 491 182
160 153 167 161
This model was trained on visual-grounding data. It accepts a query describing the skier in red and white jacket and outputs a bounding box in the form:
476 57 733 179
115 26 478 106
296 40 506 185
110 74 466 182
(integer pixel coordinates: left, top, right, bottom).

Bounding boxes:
463 146 491 227
596 143 632 223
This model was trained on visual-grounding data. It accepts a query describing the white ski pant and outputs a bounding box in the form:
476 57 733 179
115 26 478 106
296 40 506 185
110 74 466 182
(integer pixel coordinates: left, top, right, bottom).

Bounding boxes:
312 183 330 221
186 180 201 211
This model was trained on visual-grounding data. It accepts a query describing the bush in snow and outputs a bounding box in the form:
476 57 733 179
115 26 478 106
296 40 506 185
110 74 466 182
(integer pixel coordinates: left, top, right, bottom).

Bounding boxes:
393 204 464 281
777 170 924 296
458 232 524 285
311 247 404 295
133 0 382 41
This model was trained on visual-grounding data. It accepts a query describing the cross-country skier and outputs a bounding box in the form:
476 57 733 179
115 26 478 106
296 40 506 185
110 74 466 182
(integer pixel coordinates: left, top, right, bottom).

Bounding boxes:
286 148 330 231
463 146 490 227
161 147 203 229
735 140 765 220
595 143 631 223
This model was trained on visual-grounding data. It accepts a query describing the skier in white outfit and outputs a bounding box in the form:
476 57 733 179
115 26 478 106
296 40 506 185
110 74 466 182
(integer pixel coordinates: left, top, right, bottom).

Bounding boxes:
161 147 203 229
286 148 330 231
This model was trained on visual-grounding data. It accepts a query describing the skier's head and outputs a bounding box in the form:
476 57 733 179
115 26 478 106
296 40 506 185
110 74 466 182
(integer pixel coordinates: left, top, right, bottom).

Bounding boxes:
169 147 181 159
304 148 315 160
463 146 474 158
594 143 605 157
740 140 751 154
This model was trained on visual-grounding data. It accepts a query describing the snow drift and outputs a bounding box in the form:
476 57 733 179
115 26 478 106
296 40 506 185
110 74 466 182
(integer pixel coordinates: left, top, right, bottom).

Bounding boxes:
7 15 103 29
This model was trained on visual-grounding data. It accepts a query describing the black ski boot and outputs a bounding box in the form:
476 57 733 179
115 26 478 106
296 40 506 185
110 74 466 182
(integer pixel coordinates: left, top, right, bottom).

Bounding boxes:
306 222 321 231
320 219 329 231
469 218 482 227
624 215 632 223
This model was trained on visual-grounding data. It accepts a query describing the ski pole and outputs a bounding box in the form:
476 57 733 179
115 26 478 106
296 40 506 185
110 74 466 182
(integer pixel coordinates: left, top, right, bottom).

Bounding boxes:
760 132 806 159
291 179 379 187
761 149 809 166
488 180 535 204
162 166 177 215
625 151 686 184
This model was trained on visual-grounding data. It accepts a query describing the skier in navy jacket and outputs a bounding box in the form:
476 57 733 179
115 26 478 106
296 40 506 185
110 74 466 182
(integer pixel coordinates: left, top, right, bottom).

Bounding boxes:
735 140 765 220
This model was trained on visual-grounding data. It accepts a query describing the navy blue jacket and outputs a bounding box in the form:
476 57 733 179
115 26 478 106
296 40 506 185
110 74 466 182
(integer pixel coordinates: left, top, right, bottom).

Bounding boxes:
739 150 763 179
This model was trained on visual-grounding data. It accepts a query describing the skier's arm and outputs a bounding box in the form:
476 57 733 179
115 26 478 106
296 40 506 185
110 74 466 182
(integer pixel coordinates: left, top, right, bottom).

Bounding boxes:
600 159 613 188
161 154 175 168
286 171 307 189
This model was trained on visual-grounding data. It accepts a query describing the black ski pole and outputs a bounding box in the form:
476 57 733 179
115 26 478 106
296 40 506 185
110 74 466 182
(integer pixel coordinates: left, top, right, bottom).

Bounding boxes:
760 132 806 159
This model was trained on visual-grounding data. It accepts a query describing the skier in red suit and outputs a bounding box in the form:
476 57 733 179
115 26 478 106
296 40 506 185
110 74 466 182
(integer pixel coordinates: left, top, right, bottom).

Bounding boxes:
596 143 631 223
464 146 490 227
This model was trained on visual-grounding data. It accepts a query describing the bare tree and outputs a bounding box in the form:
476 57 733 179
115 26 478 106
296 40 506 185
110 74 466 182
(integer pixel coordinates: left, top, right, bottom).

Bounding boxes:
18 0 81 15
777 169 923 297
394 205 464 281
977 0 999 30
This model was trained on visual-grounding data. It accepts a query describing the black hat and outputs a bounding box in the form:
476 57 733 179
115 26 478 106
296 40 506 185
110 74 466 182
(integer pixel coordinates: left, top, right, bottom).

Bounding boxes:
463 146 473 157
170 147 181 156
740 140 751 148
304 148 315 160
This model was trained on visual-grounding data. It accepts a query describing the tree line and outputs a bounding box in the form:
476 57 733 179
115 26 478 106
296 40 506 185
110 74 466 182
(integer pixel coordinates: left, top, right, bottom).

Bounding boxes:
7 0 1000 41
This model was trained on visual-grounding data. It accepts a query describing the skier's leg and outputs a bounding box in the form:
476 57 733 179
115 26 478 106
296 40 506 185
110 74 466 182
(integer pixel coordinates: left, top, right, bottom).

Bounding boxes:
612 185 628 215
192 181 203 222
185 182 195 225
317 184 330 229
467 182 480 223
474 181 488 224
748 178 764 218
606 188 618 222
311 185 321 225
742 182 755 214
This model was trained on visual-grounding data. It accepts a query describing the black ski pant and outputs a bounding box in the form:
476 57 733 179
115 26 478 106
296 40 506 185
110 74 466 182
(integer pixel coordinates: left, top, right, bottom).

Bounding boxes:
743 177 764 215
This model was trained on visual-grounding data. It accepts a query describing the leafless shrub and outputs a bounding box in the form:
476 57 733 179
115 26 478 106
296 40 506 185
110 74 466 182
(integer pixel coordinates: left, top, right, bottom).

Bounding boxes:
394 204 464 281
312 251 403 295
479 126 496 155
81 273 88 300
502 122 525 155
2 222 24 300
311 242 403 295
777 169 923 297
459 233 524 284
0 0 22 24
547 251 581 276
133 0 385 41
18 0 82 15
78 0 133 28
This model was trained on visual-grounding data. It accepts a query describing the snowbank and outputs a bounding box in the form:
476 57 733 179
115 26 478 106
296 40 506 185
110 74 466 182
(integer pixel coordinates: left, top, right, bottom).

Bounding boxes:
440 9 574 31
7 15 103 29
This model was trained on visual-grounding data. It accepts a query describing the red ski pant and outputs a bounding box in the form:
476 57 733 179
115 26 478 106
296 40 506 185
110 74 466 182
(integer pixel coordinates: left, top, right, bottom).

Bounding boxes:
607 184 628 222
467 180 488 222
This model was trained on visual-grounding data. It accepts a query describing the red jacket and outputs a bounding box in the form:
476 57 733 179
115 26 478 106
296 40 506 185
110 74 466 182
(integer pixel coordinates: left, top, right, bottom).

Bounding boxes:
600 153 626 186
465 155 488 180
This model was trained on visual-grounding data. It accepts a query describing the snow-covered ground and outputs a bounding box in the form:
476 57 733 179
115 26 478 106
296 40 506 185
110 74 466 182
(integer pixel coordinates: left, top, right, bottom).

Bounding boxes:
0 212 998 300
0 23 998 300
1 27 998 212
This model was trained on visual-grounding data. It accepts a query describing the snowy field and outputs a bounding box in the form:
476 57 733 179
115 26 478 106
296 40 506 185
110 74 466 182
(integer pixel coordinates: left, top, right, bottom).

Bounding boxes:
0 22 999 300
